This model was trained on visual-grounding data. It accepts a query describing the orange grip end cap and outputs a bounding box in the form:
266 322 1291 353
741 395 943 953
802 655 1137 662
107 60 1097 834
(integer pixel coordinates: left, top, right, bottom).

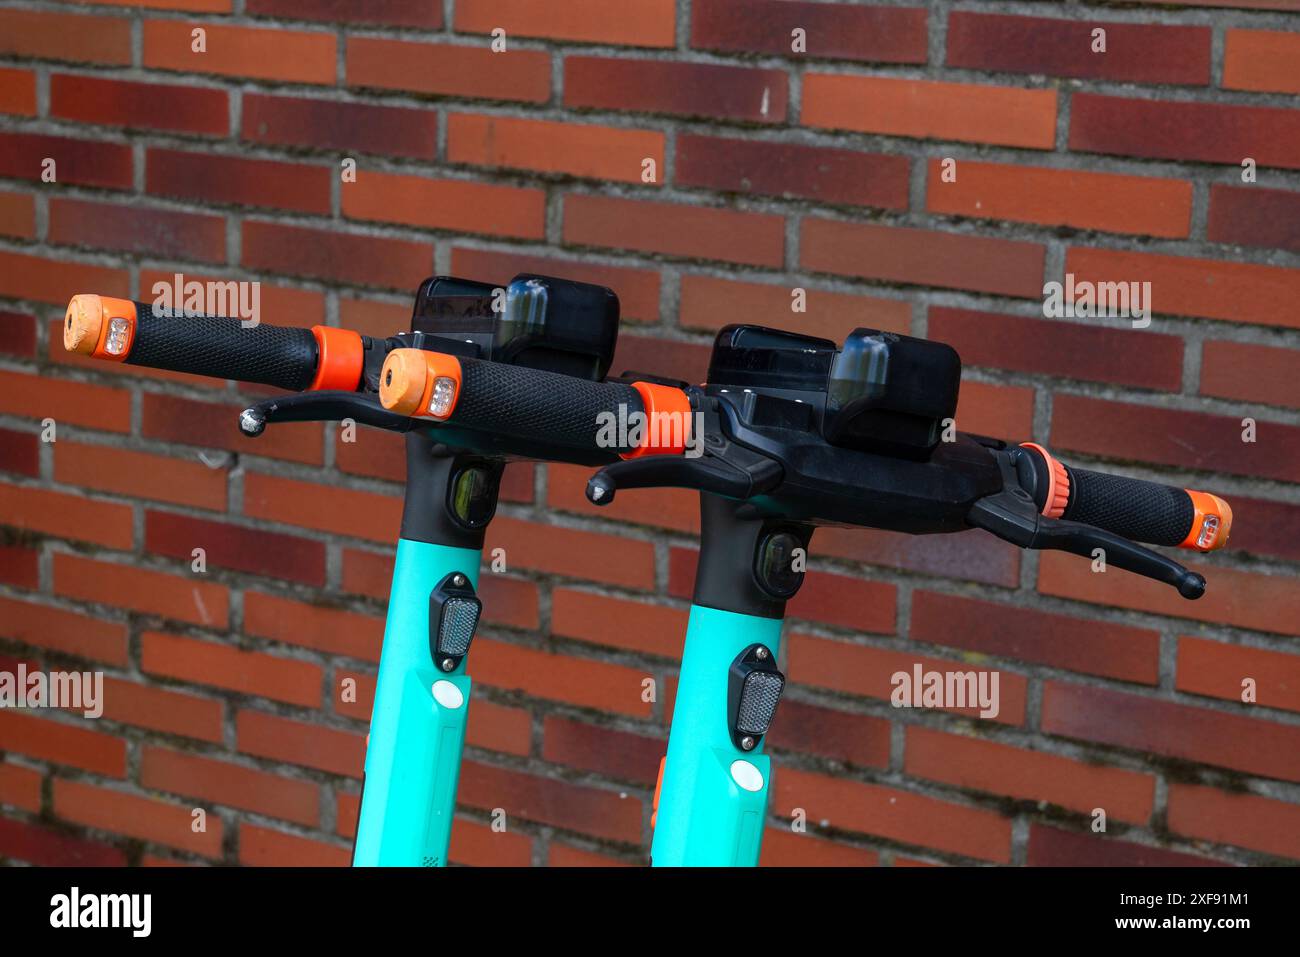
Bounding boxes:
309 326 364 392
1183 490 1232 552
64 295 137 361
1019 443 1070 519
379 348 461 420
621 382 693 460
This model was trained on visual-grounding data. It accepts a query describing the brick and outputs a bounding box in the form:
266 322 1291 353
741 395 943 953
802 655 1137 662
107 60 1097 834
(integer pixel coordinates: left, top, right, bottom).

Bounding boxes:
774 767 1012 862
0 188 30 235
0 544 39 590
803 74 1056 149
140 267 327 329
474 638 653 717
928 308 1183 392
1026 823 1219 867
47 197 225 263
0 596 129 666
245 591 383 662
485 516 655 589
342 171 545 239
947 12 1209 85
677 134 908 210
542 716 662 785
911 590 1160 685
955 381 1035 446
54 552 230 629
692 0 926 64
347 38 549 103
815 524 1020 587
802 218 1044 299
550 462 698 534
55 441 228 511
97 677 224 743
906 726 1155 824
0 427 37 477
788 634 1027 725
143 746 319 827
1167 783 1300 861
548 842 633 867
338 297 410 339
928 160 1191 238
467 699 532 756
0 132 133 190
458 761 643 844
448 815 533 865
239 822 348 866
237 709 364 777
449 113 664 185
143 20 336 85
1177 636 1300 715
680 277 898 345
242 221 432 291
0 709 125 777
143 631 323 708
565 56 787 124
1069 93 1300 171
0 762 41 814
0 254 129 311
1042 680 1300 783
0 10 131 65
1217 495 1300 563
1207 184 1300 254
50 74 228 135
0 68 35 115
457 0 675 47
611 333 712 384
57 779 223 856
247 0 441 27
761 828 879 867
0 817 127 867
551 589 688 658
1051 393 1300 485
244 472 401 543
0 310 36 357
787 570 897 634
146 511 326 586
0 481 134 551
88 0 231 8
1067 246 1300 330
241 93 438 159
142 392 324 465
765 699 891 769
1224 29 1300 94
565 194 783 267
147 148 330 215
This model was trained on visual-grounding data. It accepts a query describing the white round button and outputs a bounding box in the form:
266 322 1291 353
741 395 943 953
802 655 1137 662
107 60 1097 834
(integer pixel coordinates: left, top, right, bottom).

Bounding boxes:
432 680 464 710
730 759 764 792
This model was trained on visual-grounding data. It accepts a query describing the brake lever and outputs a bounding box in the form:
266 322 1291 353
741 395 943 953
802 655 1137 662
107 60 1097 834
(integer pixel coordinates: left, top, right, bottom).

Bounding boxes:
968 452 1206 599
585 395 782 505
238 390 422 437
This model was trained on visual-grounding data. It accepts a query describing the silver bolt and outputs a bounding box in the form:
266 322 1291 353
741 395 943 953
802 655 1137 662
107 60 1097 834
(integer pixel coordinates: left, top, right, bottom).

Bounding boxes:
755 646 769 661
441 658 456 672
452 574 466 586
741 736 756 751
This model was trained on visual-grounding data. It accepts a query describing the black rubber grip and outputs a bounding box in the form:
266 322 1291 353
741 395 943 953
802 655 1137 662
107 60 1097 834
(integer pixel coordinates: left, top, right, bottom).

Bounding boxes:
126 301 318 391
1062 466 1194 547
449 357 644 455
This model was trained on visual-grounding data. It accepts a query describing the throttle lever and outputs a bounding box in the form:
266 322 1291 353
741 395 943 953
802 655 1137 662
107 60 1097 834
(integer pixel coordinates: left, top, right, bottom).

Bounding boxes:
969 451 1206 599
239 390 421 437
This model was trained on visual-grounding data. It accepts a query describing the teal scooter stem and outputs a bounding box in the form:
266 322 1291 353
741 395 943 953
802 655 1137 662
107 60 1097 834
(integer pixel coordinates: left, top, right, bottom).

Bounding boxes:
352 437 502 867
651 605 782 865
651 494 813 867
352 538 479 866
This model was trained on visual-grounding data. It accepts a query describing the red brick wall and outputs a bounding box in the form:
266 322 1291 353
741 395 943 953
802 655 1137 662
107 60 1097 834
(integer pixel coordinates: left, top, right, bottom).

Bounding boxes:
1 0 1299 867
